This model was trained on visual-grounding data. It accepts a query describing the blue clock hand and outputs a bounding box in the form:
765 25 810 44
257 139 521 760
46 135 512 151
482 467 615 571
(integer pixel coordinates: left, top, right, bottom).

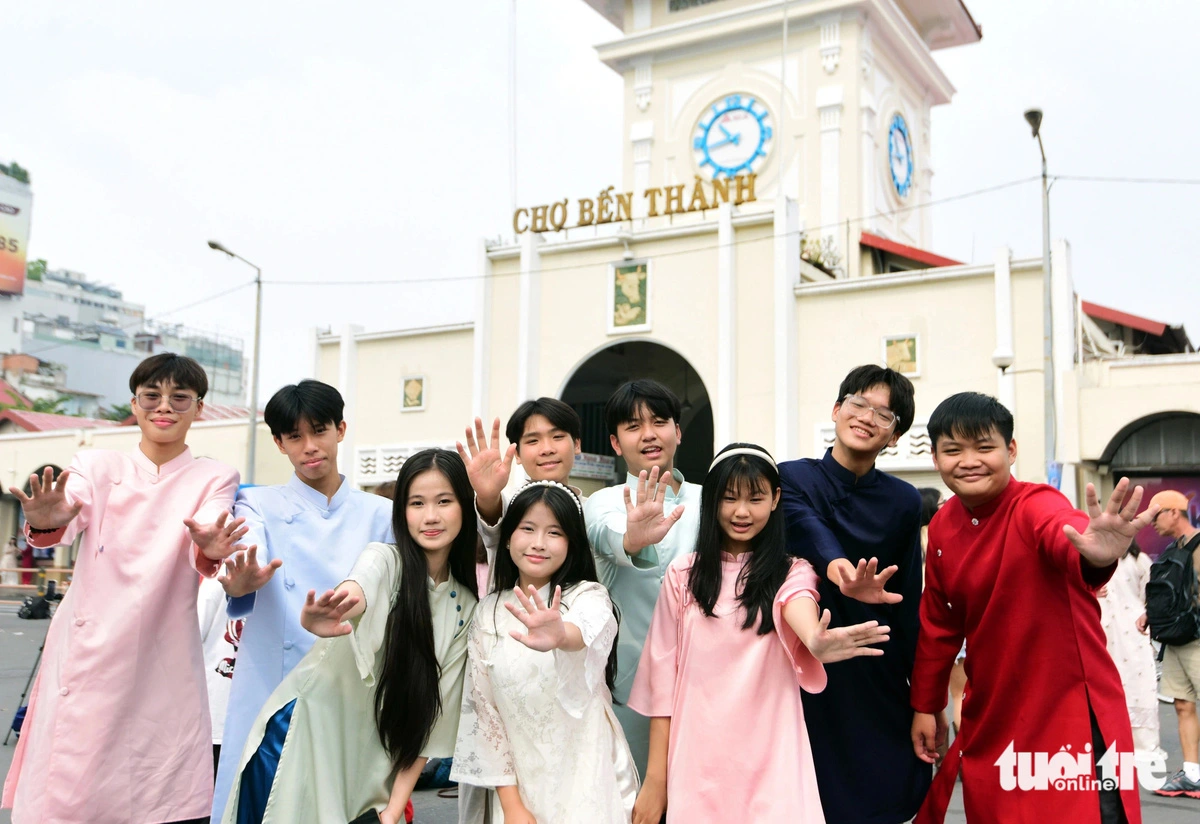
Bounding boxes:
718 123 734 140
708 136 734 150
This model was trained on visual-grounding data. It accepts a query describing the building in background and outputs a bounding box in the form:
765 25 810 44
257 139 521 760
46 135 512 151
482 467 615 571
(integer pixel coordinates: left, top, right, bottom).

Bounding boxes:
311 0 1199 523
0 265 246 410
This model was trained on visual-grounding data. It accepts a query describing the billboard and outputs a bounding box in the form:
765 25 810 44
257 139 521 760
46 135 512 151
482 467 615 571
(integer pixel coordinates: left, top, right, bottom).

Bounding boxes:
0 172 33 295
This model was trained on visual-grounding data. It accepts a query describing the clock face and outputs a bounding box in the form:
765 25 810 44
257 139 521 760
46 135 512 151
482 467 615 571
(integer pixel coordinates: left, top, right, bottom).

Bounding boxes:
692 94 773 179
888 114 914 198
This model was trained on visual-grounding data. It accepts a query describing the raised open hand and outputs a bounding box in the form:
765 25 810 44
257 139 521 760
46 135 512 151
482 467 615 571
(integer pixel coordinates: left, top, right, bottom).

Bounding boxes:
218 545 281 598
300 588 361 637
505 585 567 652
831 557 903 605
184 510 249 562
9 467 82 530
622 466 686 554
1064 478 1157 568
805 608 890 663
456 417 516 505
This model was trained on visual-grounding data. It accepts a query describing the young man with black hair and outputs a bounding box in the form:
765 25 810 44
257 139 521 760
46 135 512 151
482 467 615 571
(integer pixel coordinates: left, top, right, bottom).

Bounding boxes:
3 353 244 824
211 379 394 822
583 379 701 781
457 397 586 568
911 391 1151 823
779 364 929 824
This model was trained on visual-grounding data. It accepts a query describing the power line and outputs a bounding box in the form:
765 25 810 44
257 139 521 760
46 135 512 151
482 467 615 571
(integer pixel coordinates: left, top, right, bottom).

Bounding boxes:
21 279 255 360
266 175 1040 287
1055 174 1200 185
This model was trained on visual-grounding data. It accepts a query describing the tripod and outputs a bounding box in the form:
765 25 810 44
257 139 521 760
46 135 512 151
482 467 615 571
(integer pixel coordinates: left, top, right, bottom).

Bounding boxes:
4 641 44 746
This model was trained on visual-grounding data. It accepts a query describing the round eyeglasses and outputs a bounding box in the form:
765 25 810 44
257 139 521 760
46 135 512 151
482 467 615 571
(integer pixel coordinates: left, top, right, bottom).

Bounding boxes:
841 394 899 430
135 392 199 413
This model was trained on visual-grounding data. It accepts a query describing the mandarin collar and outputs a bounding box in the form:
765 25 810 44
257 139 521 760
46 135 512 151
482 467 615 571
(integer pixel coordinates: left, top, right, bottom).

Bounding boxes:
428 571 464 593
962 477 1019 520
286 472 349 510
624 468 688 501
820 448 877 487
720 550 751 564
130 445 193 477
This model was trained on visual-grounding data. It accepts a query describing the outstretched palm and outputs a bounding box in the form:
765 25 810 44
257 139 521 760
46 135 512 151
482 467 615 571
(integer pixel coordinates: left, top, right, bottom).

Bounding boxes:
505 585 567 652
184 511 249 562
456 417 516 505
301 588 361 637
1064 478 1157 567
9 467 82 530
623 466 686 552
835 557 902 605
807 608 891 663
218 545 281 598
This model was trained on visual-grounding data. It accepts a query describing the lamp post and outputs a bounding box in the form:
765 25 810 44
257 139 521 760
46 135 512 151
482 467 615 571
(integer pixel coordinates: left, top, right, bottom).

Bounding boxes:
1023 108 1056 485
207 240 263 484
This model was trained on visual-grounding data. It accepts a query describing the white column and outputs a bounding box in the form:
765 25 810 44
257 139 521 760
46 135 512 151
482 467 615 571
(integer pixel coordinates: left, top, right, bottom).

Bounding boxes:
633 58 652 112
632 0 651 30
817 86 843 251
309 326 323 380
338 323 364 485
859 90 877 262
992 247 1016 404
716 203 736 446
472 239 493 417
516 232 542 403
1051 238 1077 503
631 121 654 219
774 195 800 458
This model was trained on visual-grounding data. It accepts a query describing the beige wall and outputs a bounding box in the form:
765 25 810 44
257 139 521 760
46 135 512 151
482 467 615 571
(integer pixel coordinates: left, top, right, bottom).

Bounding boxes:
733 221 776 445
486 255 522 418
319 328 475 450
1072 355 1200 463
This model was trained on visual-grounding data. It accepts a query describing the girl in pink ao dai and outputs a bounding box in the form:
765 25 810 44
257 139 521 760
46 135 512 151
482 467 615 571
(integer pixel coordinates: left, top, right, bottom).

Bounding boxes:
627 443 891 824
452 481 638 824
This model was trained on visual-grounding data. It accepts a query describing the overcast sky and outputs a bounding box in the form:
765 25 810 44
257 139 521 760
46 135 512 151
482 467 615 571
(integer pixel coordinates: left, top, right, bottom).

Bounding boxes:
5 0 1198 400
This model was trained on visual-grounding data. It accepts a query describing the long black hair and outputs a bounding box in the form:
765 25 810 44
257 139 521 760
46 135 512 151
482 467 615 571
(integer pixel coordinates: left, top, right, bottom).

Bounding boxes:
689 443 790 635
492 482 618 692
374 448 479 771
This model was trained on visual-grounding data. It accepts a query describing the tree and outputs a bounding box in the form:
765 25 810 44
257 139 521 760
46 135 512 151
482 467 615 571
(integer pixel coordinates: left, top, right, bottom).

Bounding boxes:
30 396 67 414
26 259 47 282
102 403 132 422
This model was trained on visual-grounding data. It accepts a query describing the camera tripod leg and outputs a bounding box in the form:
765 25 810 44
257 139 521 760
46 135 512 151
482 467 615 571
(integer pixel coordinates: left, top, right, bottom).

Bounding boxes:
4 642 44 746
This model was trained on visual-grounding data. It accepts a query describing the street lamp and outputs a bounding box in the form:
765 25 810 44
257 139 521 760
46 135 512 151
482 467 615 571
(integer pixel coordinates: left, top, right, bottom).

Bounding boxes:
1023 108 1056 486
207 240 263 484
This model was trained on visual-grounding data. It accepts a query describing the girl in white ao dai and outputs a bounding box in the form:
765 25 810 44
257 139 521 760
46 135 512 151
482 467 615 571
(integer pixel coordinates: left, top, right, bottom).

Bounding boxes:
452 482 638 824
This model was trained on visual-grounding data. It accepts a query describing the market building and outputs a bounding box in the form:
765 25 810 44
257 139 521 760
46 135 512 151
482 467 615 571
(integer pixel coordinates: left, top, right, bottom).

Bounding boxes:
312 0 1199 557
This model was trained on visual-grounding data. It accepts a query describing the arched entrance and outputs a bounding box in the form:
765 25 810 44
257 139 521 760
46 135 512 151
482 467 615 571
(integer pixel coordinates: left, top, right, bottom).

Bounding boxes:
1101 412 1200 556
559 341 713 485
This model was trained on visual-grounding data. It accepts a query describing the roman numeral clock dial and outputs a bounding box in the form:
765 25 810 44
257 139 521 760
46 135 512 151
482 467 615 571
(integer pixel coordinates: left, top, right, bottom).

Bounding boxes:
692 94 773 179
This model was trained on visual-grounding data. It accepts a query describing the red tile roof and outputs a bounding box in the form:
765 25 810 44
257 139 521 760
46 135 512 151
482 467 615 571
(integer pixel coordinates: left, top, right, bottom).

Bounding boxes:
0 379 31 408
0 409 120 432
860 231 965 268
1081 300 1168 337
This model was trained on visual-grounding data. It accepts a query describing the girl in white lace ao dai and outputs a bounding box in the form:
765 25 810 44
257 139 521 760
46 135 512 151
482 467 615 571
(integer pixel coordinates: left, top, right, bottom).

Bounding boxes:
451 482 638 824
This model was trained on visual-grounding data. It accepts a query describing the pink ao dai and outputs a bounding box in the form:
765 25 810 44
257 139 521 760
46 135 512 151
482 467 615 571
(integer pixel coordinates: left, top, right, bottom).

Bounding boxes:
627 553 828 824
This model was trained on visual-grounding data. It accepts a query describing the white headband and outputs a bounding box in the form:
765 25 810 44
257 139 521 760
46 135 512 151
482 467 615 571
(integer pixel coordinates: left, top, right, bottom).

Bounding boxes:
518 479 583 514
709 447 777 472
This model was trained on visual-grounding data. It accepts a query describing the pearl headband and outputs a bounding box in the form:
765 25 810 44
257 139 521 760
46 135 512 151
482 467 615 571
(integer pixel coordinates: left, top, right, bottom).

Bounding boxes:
518 479 583 514
709 447 777 471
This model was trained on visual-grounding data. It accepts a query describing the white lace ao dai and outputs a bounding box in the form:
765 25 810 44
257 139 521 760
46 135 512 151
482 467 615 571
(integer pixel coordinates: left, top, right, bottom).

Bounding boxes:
452 581 638 824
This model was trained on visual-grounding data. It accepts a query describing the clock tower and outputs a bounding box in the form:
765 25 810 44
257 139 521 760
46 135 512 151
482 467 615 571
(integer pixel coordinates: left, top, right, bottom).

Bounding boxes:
583 0 980 277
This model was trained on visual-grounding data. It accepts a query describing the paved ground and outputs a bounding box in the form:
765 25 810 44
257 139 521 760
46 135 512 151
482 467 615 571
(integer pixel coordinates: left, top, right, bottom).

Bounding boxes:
1 605 1196 822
